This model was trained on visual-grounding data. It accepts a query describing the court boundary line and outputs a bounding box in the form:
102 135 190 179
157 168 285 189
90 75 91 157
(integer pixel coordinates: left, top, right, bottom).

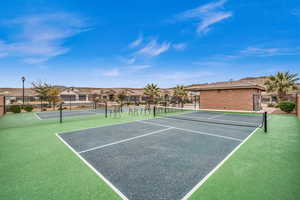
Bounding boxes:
34 113 42 120
55 115 261 200
180 127 260 200
56 133 129 200
207 113 227 120
138 120 243 142
78 127 173 154
56 117 157 136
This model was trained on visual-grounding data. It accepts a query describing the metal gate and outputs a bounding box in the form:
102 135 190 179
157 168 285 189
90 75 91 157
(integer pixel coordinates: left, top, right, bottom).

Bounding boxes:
253 94 262 111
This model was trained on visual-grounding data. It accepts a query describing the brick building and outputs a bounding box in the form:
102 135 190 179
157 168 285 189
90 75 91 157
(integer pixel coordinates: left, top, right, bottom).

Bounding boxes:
0 96 5 116
189 82 265 111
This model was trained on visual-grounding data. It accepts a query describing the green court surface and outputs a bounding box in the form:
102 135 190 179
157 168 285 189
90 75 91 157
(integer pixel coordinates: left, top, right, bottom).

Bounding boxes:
0 112 299 200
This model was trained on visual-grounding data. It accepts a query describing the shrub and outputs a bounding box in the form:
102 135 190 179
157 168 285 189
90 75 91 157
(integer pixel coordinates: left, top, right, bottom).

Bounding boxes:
23 105 34 112
267 103 275 107
9 105 21 113
278 101 296 113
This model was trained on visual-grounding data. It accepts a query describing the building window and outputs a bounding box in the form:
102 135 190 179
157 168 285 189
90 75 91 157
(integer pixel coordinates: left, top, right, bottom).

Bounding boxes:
79 95 86 101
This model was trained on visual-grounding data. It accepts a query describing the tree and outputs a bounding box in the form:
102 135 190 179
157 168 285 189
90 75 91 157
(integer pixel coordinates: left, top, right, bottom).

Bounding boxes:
264 72 299 101
47 87 61 110
173 85 188 107
143 84 160 105
117 90 128 105
32 81 51 102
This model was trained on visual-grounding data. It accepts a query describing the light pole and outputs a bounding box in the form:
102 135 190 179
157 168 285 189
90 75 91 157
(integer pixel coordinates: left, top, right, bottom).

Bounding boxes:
21 76 26 106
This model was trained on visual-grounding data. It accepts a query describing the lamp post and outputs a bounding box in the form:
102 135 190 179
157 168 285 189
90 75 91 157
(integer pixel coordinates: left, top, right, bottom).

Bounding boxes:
21 76 26 106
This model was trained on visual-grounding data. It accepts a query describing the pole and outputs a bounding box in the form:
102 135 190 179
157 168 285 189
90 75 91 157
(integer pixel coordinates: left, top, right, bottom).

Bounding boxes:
264 112 267 133
22 80 25 106
105 101 108 118
60 103 63 123
40 98 43 112
21 76 26 106
164 101 167 113
69 95 71 111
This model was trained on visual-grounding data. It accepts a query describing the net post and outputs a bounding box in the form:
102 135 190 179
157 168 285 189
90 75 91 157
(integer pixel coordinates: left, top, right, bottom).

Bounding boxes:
59 103 63 124
264 112 267 133
105 101 108 118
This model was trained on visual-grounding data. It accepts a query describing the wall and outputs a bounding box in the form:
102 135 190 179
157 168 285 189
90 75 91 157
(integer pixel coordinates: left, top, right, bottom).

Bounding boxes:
297 94 300 121
199 89 260 111
0 96 5 116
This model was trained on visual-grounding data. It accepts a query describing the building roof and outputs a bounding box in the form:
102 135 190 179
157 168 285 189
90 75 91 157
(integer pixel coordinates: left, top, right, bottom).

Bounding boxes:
188 81 266 91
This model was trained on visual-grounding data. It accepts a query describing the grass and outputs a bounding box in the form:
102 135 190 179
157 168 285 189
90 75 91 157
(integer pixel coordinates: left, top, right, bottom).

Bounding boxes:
0 112 299 200
189 114 300 200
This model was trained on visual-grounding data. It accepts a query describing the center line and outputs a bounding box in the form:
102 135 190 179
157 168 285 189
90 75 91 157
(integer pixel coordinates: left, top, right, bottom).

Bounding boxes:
78 127 173 154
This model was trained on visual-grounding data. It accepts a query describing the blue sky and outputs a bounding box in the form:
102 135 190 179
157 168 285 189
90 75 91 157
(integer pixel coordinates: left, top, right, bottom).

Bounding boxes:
0 0 299 88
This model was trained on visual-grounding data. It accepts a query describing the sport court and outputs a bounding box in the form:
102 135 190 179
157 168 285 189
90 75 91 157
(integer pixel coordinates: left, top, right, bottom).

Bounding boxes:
36 109 106 120
57 110 264 200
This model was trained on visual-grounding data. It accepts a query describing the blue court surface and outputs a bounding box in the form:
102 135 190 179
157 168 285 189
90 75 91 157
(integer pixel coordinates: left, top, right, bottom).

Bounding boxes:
57 111 262 200
35 109 106 120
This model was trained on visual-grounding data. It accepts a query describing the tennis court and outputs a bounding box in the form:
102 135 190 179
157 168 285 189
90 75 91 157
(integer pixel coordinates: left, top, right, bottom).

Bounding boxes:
35 105 147 120
36 108 106 120
57 110 265 200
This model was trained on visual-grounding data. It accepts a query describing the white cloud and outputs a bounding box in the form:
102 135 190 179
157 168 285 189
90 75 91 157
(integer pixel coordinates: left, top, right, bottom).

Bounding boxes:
176 0 232 34
126 57 136 64
0 52 8 58
0 12 90 64
239 47 300 57
23 57 51 64
136 39 171 57
173 43 187 51
127 65 151 71
102 68 120 77
240 47 279 57
129 35 143 48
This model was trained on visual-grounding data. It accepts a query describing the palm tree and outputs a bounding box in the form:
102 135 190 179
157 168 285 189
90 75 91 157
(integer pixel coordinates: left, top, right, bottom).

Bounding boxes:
173 85 188 107
264 72 299 101
117 89 129 111
143 84 160 105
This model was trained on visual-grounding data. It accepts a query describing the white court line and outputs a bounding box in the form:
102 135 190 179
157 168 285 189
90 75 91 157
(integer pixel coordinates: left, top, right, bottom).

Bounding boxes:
207 113 227 120
138 120 243 142
180 127 260 200
34 113 42 120
78 127 173 154
57 117 155 136
56 133 129 200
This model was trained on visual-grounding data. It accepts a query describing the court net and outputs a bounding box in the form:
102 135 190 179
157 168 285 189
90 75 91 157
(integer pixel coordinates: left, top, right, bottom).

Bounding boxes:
154 106 267 131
